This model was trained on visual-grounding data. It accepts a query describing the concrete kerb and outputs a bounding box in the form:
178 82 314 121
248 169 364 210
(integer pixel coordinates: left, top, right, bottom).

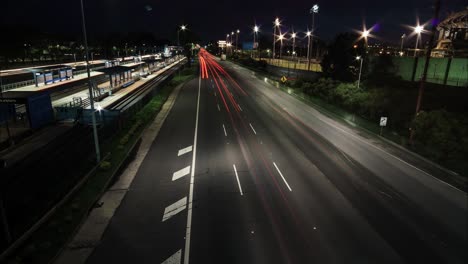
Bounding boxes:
53 81 187 264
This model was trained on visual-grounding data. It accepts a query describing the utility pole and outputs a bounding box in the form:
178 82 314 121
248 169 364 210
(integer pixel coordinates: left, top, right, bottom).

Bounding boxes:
308 4 319 71
80 0 101 163
410 0 440 143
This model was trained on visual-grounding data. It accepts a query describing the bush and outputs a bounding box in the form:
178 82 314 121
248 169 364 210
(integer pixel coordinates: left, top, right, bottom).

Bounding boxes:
411 110 468 163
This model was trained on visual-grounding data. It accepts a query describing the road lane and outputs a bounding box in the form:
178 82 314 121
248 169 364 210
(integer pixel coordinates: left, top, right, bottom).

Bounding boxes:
86 78 199 264
84 50 466 264
212 57 467 263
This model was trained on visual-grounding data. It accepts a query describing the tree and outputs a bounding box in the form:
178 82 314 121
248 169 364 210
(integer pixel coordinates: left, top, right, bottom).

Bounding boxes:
321 33 364 82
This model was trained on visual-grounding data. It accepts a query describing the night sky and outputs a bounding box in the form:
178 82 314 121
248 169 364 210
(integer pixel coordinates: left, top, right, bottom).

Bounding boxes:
1 0 465 44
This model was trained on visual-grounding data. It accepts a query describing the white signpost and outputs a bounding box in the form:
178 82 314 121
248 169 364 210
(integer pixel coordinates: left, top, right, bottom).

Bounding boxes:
379 117 387 136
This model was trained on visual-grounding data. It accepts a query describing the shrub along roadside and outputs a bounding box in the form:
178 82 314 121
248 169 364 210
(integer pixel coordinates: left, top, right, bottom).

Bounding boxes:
2 67 196 264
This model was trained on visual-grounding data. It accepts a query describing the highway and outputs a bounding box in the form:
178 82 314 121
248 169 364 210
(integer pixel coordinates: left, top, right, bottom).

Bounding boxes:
86 49 467 264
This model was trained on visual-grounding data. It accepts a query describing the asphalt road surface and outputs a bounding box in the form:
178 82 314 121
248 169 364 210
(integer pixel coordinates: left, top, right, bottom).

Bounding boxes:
86 50 467 264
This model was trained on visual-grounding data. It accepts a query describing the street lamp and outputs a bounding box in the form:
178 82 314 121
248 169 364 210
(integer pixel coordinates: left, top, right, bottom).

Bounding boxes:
80 0 100 164
356 56 363 89
400 33 406 54
177 24 187 46
291 32 297 58
414 25 424 57
253 25 259 58
308 4 319 70
278 33 285 60
273 18 281 61
236 29 240 52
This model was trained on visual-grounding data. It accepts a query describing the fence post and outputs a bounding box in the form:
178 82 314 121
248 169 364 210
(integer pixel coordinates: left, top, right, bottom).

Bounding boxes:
443 57 452 86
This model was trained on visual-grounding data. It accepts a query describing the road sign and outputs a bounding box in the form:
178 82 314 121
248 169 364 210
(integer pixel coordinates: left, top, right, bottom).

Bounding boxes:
379 117 388 127
281 76 287 83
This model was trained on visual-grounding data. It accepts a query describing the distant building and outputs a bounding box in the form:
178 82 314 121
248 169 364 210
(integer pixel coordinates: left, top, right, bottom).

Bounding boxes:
432 8 468 57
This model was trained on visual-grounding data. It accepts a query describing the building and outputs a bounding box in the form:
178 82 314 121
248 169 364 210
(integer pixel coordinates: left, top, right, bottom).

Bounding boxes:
432 8 468 57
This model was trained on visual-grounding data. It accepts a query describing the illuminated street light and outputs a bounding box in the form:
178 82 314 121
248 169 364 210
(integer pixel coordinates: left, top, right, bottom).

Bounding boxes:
306 31 311 70
291 32 297 58
362 30 370 38
275 18 280 27
273 17 281 61
278 33 285 60
308 4 319 70
356 56 363 89
400 33 406 54
235 29 240 52
253 25 259 58
414 25 424 57
177 24 187 46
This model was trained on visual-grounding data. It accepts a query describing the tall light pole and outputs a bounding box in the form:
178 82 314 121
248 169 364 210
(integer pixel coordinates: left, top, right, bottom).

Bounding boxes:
278 33 285 61
273 18 280 62
414 25 423 57
356 56 364 89
291 32 297 56
177 25 187 46
80 0 100 164
306 31 311 69
236 29 240 52
400 33 406 54
308 4 319 70
253 25 259 58
226 34 230 54
411 0 440 144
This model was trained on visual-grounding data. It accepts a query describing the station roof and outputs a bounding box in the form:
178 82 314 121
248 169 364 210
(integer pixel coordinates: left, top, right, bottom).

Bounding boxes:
95 66 133 75
28 65 72 74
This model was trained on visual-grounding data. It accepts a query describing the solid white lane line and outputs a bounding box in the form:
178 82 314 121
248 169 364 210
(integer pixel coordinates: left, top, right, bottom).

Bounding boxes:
238 104 243 111
223 124 227 137
184 74 201 264
249 123 257 135
161 249 181 264
217 104 221 112
273 162 292 191
162 197 187 222
233 164 244 195
177 145 193 156
172 166 191 181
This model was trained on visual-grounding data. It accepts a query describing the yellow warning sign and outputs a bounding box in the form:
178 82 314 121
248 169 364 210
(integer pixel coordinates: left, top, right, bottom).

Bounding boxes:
281 76 287 83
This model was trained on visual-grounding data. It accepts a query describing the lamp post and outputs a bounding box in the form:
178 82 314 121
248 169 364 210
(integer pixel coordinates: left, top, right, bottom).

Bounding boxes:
400 33 406 54
356 56 363 89
177 25 187 46
278 33 285 62
80 0 101 164
236 29 240 52
226 34 230 55
414 25 423 57
291 32 297 57
308 4 319 70
306 31 311 70
273 18 280 62
253 25 259 58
